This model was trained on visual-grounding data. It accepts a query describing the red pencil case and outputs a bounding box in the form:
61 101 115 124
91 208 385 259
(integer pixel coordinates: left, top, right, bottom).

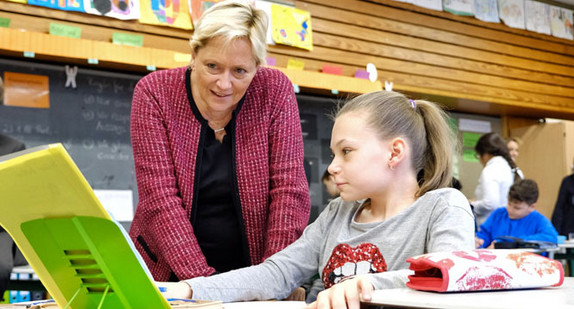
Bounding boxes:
406 249 563 292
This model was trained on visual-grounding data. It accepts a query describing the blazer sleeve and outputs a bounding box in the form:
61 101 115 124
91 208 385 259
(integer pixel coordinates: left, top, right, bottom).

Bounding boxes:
263 71 311 259
130 77 214 279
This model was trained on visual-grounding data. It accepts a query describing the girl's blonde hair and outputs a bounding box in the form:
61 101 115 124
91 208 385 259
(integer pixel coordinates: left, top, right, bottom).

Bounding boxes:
190 0 268 66
335 91 457 197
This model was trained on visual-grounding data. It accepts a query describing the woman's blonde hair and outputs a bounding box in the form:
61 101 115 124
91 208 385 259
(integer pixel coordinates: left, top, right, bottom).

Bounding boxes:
190 0 268 66
335 91 457 197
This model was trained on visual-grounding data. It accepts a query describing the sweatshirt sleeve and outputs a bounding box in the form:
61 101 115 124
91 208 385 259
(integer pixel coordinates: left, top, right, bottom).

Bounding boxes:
476 211 496 248
185 202 337 302
520 213 558 243
472 167 503 217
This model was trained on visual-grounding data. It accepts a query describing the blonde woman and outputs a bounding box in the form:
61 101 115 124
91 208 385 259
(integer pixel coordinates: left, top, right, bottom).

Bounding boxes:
129 0 310 282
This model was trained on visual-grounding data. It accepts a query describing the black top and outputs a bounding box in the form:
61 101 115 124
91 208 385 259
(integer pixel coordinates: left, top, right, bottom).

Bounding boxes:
552 174 574 235
192 124 250 273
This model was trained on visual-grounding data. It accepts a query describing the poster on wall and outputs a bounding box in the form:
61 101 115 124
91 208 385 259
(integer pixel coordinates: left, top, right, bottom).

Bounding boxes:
412 0 442 11
550 6 574 40
475 0 499 22
254 0 275 45
28 0 85 12
83 0 140 20
3 72 50 109
271 3 313 51
139 0 193 29
443 0 474 16
525 0 551 35
498 0 525 29
190 0 227 25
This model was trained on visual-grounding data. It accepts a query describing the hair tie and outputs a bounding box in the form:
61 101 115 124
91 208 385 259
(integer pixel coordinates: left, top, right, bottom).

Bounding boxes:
409 99 416 109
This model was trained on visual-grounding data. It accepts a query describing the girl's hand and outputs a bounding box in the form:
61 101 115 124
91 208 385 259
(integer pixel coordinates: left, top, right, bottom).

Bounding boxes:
156 281 193 299
306 276 374 309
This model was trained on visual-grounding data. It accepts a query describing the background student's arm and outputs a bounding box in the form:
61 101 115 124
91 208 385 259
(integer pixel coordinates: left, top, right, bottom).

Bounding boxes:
263 69 311 259
475 215 495 248
472 168 502 217
520 215 559 243
131 77 213 279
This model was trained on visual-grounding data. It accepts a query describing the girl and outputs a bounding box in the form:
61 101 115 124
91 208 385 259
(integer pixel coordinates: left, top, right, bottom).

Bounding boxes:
472 133 521 228
160 91 475 308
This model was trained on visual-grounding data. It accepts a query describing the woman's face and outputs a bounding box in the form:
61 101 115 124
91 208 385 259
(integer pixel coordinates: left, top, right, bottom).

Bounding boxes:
507 140 519 161
190 36 257 115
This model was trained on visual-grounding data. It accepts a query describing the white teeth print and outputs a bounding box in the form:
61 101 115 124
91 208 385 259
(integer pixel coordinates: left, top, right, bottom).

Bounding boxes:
356 260 371 273
341 263 356 275
333 261 374 284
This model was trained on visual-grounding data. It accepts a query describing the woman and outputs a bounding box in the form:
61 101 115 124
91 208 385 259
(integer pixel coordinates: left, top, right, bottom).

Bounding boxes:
506 137 524 179
472 133 520 228
129 0 310 282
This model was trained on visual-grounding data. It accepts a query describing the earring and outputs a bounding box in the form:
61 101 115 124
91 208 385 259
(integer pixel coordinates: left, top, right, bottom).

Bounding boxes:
388 161 394 170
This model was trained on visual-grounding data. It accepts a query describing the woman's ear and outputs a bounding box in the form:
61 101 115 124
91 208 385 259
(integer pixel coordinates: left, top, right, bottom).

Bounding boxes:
190 51 197 70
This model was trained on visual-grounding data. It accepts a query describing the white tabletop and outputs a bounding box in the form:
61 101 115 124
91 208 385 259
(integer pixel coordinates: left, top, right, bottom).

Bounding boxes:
367 277 574 309
223 301 306 309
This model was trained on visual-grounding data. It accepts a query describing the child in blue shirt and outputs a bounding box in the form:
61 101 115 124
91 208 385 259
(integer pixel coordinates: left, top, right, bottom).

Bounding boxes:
475 179 558 249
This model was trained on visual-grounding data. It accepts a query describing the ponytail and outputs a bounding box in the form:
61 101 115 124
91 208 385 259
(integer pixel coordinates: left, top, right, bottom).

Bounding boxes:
413 101 457 196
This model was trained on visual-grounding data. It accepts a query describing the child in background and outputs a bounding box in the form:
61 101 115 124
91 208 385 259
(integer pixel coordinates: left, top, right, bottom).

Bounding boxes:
159 91 475 308
475 179 558 249
321 169 340 198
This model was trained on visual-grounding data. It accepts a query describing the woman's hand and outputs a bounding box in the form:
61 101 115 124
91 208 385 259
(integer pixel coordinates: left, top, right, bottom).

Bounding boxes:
306 276 374 309
156 281 193 299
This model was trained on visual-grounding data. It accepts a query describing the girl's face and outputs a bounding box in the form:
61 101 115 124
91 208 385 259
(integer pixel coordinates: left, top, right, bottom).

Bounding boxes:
507 140 519 161
328 112 391 201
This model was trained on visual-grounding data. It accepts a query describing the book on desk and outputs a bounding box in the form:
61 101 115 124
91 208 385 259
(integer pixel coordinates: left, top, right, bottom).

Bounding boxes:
0 144 221 309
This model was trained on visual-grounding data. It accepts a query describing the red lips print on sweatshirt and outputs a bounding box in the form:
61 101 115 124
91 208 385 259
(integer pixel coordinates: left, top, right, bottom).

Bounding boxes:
322 243 387 288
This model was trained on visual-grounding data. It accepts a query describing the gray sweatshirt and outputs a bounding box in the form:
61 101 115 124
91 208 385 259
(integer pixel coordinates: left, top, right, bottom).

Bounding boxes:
185 188 475 302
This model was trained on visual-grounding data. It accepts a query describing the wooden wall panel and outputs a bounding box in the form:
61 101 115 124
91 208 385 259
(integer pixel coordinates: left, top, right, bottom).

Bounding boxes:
1 0 573 119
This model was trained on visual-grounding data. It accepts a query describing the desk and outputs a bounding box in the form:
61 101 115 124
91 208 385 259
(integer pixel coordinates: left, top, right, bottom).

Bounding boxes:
553 241 574 276
366 277 574 309
223 301 305 309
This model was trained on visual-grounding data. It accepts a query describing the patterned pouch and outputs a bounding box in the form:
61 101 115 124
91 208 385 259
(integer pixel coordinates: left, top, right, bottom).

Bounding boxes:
406 249 563 292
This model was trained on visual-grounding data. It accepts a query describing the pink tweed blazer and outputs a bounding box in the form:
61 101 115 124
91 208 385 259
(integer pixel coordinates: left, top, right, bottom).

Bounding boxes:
129 66 310 281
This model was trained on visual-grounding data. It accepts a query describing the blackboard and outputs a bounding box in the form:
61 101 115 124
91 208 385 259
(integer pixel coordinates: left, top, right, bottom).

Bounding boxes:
0 58 143 216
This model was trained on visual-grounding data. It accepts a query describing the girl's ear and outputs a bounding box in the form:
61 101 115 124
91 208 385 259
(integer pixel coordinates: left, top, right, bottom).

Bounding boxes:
389 138 407 167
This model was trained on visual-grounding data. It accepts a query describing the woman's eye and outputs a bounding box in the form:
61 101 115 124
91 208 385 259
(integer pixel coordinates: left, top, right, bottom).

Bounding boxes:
236 68 246 74
207 63 217 69
343 149 351 155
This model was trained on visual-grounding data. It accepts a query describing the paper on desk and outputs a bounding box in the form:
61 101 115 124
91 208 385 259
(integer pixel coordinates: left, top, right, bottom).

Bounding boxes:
94 190 134 221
